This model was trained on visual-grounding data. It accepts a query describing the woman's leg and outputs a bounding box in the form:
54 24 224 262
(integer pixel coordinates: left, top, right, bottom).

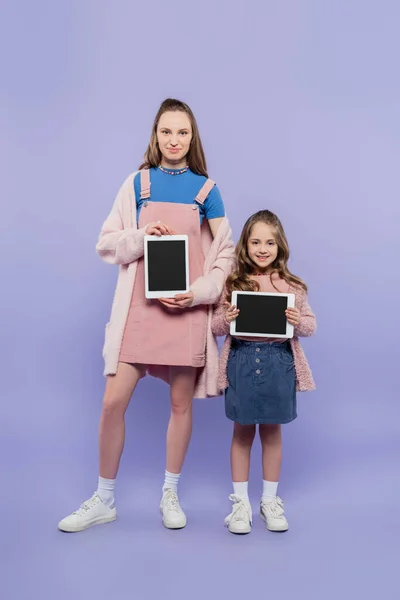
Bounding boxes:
99 362 146 478
58 362 145 532
165 366 197 476
160 366 197 529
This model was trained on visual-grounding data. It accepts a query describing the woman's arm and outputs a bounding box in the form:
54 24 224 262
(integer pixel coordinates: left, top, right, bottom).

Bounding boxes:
168 217 235 309
208 216 225 238
95 178 147 266
189 218 235 306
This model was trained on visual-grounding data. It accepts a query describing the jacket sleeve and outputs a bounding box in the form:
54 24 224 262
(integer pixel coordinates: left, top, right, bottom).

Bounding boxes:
211 287 231 337
95 178 147 266
190 234 235 307
294 289 317 338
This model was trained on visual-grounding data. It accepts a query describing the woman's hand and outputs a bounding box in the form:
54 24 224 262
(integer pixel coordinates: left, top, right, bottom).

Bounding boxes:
145 221 173 236
225 303 240 323
158 292 194 309
286 307 301 326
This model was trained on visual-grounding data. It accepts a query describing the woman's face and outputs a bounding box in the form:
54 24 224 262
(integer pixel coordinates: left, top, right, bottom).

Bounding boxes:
156 111 193 168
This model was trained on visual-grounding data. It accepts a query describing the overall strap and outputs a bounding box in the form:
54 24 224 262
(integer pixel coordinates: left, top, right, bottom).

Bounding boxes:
195 178 215 205
140 169 151 200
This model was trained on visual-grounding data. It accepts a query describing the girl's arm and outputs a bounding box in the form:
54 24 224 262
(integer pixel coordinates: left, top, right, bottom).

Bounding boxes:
294 290 317 337
96 178 147 266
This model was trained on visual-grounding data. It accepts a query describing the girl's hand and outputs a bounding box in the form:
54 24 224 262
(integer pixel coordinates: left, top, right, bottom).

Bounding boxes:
145 221 173 236
225 303 240 323
158 292 194 309
286 307 301 326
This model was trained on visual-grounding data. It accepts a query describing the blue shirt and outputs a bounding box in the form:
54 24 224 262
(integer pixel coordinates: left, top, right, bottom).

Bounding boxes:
134 167 225 225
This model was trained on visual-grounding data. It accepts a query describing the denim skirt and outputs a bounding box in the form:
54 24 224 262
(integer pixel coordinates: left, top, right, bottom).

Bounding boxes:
225 339 297 425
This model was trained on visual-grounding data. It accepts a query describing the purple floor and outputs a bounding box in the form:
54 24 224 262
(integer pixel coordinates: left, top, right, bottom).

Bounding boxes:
4 382 399 600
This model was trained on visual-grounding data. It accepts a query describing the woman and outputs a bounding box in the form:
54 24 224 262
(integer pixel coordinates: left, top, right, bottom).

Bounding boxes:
58 98 234 532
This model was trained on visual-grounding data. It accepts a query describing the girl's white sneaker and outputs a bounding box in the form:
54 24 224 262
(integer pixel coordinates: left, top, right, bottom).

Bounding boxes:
260 496 289 532
225 494 252 534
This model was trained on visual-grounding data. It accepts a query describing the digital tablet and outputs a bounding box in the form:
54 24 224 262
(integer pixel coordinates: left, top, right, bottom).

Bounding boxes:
230 291 295 338
144 235 189 299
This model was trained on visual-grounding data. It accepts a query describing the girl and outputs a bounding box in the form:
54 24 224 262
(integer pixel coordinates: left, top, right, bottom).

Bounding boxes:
211 210 316 534
58 98 234 532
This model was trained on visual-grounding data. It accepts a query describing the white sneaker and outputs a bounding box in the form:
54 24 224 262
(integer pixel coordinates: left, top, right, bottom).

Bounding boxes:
58 493 117 533
260 496 289 532
160 489 187 529
225 494 252 534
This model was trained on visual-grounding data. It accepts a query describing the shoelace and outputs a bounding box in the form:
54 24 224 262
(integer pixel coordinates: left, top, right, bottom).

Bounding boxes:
262 497 285 519
226 494 251 524
164 491 180 512
73 494 100 515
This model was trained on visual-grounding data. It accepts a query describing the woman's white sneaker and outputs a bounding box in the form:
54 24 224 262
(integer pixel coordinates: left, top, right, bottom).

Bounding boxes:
225 494 252 534
58 493 117 532
160 489 187 529
260 496 289 532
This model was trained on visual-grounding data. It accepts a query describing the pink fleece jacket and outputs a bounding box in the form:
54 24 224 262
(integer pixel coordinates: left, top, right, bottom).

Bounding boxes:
211 285 317 393
95 172 235 398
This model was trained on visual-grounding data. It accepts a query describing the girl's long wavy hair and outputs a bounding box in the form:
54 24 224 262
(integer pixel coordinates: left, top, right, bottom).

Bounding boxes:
139 98 208 177
226 210 307 301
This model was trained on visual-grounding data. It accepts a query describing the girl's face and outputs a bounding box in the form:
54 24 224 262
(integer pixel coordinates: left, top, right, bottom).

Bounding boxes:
247 221 279 272
157 111 192 168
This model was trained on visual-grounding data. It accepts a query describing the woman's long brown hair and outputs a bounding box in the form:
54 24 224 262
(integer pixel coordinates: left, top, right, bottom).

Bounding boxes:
226 210 307 301
139 98 208 176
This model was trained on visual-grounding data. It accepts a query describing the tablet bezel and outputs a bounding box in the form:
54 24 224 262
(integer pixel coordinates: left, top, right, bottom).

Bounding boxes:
230 291 296 338
144 234 190 299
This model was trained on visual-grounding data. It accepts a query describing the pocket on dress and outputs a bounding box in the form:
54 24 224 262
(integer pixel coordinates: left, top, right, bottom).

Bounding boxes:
276 345 294 367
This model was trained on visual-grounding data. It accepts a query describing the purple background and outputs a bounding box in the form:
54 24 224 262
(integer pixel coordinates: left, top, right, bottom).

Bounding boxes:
2 0 399 598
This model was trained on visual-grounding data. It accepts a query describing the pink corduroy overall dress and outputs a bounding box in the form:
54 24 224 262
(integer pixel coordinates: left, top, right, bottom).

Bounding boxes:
119 169 215 370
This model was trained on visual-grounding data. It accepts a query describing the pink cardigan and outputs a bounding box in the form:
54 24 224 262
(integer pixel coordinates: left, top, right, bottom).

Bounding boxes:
95 172 235 398
211 285 317 393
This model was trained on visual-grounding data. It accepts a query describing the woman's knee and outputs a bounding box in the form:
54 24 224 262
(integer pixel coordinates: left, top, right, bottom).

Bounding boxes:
101 392 128 419
101 370 139 419
169 368 196 415
170 395 192 416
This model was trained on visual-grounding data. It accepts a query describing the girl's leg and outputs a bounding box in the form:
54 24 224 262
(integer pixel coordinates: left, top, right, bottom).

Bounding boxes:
259 423 288 532
225 423 256 535
259 423 282 486
99 362 146 479
231 422 256 489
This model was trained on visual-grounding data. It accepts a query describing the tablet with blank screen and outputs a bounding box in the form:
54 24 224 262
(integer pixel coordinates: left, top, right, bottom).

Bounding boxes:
144 235 189 299
230 291 295 338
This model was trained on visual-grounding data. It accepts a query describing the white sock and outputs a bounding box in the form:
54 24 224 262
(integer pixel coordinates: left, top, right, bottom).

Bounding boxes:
233 481 249 501
97 476 116 507
262 480 278 502
163 471 181 493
